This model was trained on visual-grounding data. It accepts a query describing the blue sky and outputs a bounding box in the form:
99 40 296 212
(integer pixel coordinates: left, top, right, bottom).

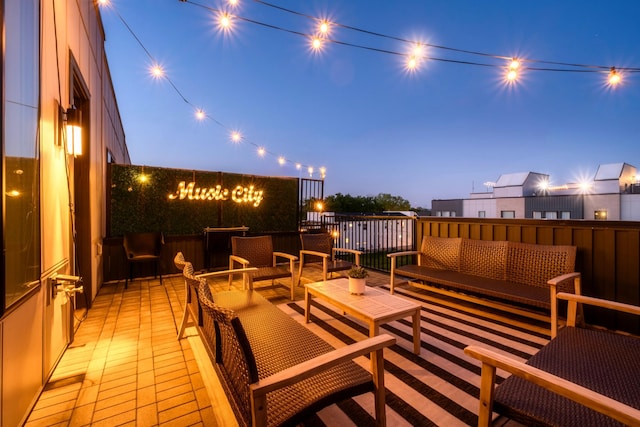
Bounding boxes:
101 0 640 208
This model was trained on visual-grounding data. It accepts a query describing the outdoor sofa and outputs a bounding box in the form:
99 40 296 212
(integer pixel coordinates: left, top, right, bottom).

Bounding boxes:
388 236 580 336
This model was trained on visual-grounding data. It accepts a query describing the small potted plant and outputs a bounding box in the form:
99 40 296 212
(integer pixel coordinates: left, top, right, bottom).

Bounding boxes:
347 266 368 295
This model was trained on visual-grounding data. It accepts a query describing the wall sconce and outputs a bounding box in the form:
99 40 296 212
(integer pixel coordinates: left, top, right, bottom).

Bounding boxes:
64 106 82 156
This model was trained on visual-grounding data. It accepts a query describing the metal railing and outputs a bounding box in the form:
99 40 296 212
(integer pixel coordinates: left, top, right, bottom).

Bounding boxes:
319 213 417 271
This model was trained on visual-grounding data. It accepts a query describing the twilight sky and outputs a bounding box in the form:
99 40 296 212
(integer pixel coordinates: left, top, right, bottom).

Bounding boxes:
100 0 640 208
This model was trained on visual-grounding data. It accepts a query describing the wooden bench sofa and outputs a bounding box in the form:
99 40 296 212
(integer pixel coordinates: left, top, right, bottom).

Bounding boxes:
174 253 395 427
388 236 580 336
465 292 640 426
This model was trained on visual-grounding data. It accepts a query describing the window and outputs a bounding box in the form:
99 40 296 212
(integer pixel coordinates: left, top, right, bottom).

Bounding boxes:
545 211 558 219
533 211 542 219
561 211 571 219
478 211 486 218
595 210 608 220
2 0 41 312
501 211 515 218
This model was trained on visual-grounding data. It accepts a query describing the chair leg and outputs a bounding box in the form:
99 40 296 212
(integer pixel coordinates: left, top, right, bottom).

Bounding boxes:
126 263 132 289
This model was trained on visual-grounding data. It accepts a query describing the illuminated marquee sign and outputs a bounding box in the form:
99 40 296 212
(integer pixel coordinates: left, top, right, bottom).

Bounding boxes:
168 181 264 207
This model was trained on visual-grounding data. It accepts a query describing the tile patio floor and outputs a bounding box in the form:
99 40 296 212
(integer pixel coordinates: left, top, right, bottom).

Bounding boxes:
24 266 394 426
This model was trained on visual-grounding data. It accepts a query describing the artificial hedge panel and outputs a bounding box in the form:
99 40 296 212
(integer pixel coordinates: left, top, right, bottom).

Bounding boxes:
110 164 298 236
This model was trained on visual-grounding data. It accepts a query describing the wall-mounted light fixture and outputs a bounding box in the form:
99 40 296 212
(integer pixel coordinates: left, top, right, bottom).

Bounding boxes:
64 105 82 156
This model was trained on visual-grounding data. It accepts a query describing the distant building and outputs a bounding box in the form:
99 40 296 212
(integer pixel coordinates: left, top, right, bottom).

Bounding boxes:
432 163 640 220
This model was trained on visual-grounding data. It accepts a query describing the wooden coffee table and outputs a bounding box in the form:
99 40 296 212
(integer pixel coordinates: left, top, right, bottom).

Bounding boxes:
305 278 421 354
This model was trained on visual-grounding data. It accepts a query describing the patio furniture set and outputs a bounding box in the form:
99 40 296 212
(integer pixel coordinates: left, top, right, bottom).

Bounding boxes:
169 232 639 426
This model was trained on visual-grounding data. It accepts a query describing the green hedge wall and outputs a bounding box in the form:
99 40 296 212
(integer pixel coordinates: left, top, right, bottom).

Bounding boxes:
109 164 299 236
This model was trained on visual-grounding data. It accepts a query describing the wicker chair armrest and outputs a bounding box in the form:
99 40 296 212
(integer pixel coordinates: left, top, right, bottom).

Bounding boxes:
196 267 257 280
250 334 395 426
300 249 330 260
548 272 582 292
387 250 420 259
273 251 298 262
332 248 362 265
549 272 581 338
332 248 362 256
229 255 250 267
558 292 640 317
464 345 640 427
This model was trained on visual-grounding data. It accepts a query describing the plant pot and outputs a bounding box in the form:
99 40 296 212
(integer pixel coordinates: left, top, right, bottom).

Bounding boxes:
348 277 366 295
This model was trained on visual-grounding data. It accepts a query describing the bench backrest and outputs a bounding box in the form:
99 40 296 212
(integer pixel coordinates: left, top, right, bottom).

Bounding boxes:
460 239 509 280
420 236 577 286
507 242 576 289
420 236 461 270
198 284 257 426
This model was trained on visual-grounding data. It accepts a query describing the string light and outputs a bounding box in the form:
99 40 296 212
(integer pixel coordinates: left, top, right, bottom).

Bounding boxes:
608 67 622 87
149 64 164 79
504 57 520 83
278 156 286 165
310 36 323 51
257 147 266 156
195 109 206 120
318 19 331 36
230 131 242 143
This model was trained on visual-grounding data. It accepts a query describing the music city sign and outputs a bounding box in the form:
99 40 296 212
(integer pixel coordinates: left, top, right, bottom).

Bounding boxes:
168 181 264 207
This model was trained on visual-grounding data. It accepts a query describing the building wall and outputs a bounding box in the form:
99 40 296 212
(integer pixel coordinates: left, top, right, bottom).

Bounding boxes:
463 197 496 218
495 197 525 218
1 1 127 425
584 194 621 220
621 194 640 221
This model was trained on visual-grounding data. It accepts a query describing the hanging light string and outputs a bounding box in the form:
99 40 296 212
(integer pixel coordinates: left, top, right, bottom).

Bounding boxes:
182 0 639 81
101 1 323 177
249 0 640 74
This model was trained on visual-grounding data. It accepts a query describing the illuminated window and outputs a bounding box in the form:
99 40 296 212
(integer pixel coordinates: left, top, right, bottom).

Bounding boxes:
478 211 486 218
545 211 558 219
594 210 608 220
561 212 571 219
501 211 515 219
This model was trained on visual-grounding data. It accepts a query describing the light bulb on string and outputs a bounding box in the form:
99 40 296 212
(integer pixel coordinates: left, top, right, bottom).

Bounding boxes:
308 166 314 177
278 156 286 165
504 57 520 84
310 36 323 52
227 0 239 7
257 147 266 157
149 63 165 80
195 109 206 120
216 11 234 33
319 167 326 179
608 67 622 87
318 19 331 36
230 131 242 143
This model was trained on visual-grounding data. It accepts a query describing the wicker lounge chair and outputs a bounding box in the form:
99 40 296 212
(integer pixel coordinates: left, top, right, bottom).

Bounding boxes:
465 293 640 426
297 232 362 285
228 235 298 300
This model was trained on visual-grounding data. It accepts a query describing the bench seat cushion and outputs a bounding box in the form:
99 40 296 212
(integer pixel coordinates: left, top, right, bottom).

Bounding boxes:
395 265 551 309
212 290 373 427
494 327 640 427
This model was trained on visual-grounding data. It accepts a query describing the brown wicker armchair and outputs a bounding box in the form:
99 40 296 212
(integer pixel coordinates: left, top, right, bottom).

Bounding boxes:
297 232 362 285
228 235 298 300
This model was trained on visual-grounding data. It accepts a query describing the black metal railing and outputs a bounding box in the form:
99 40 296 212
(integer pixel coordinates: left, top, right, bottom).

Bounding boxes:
320 213 417 271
